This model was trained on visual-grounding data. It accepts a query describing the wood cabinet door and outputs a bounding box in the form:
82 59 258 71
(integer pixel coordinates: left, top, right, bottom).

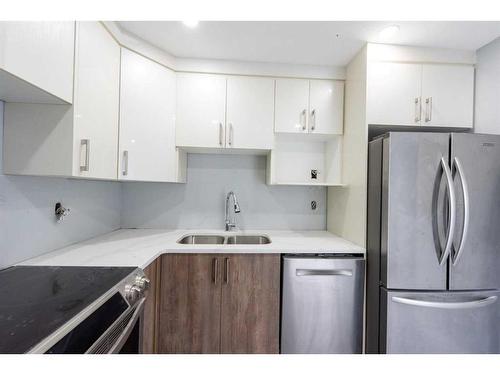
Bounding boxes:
220 254 281 354
226 76 275 150
141 259 159 354
158 254 222 353
421 64 474 128
175 73 227 149
367 62 422 126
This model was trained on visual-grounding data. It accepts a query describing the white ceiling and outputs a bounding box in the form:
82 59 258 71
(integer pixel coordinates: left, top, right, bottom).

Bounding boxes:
117 21 500 66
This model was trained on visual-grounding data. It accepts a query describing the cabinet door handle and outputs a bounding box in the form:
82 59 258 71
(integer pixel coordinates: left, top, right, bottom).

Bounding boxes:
228 123 234 146
212 258 219 284
80 139 90 172
310 109 316 131
224 258 230 284
414 97 421 123
425 97 432 122
219 122 224 146
122 150 129 176
301 109 307 131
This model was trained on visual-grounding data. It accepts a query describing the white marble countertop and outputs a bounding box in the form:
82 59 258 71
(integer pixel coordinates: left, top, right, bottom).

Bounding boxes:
20 228 365 269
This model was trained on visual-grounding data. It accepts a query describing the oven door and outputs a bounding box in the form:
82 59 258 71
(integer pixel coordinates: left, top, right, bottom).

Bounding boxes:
87 297 145 354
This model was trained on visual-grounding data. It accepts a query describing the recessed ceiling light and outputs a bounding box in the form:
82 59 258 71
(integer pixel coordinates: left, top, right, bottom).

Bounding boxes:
182 20 199 28
379 25 400 40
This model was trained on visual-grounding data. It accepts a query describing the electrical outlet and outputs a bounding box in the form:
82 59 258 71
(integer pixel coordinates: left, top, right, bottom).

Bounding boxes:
311 201 317 210
311 169 318 179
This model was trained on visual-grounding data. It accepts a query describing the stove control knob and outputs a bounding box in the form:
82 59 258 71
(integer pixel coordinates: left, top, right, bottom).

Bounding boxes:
135 275 151 291
125 284 142 302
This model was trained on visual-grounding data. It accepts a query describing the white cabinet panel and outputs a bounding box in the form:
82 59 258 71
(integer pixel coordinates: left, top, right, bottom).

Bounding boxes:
119 49 183 182
309 80 344 135
421 64 474 128
0 21 75 103
72 22 120 179
275 78 310 133
226 76 274 150
176 73 227 148
367 62 422 126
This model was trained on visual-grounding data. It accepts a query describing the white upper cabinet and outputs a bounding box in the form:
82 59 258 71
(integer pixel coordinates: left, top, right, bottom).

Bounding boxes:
72 22 120 180
275 78 344 135
367 62 423 126
0 22 75 104
226 76 274 149
176 73 227 148
421 64 474 128
275 78 310 134
367 61 474 128
309 80 344 135
176 73 275 150
119 48 185 182
3 22 120 180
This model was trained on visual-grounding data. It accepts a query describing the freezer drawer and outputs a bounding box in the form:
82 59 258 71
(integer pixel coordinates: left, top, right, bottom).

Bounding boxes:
281 255 365 354
380 288 500 354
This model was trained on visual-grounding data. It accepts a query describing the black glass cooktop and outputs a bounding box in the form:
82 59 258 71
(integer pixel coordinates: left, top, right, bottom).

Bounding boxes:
0 266 136 354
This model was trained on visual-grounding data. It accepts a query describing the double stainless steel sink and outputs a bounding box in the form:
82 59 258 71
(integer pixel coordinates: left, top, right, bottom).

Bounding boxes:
177 234 271 245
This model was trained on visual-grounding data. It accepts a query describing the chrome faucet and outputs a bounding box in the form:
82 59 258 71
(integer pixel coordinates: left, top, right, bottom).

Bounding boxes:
225 191 241 231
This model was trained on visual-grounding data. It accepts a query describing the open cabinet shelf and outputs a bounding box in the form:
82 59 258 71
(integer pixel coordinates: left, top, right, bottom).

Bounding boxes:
266 135 344 186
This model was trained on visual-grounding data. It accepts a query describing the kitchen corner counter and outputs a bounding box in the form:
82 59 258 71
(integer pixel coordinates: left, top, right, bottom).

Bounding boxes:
19 229 365 270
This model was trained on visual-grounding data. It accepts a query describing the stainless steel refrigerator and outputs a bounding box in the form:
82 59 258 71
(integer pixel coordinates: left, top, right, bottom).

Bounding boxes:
367 132 500 354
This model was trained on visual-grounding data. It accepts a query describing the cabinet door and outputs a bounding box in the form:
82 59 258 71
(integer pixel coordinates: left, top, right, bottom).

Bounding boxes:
367 62 422 126
141 259 159 354
421 64 474 128
176 73 227 148
72 22 120 179
119 49 178 182
0 22 75 103
275 78 310 133
158 254 222 354
226 76 275 149
220 254 280 354
309 80 344 135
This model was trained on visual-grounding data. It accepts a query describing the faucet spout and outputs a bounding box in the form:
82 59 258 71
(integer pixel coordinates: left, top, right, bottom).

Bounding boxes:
225 191 241 231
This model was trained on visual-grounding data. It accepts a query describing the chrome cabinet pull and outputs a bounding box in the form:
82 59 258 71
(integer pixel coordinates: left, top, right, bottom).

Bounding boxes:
212 258 219 284
392 296 497 309
224 258 230 284
122 150 129 176
451 157 470 266
439 156 456 265
296 269 352 277
219 122 224 146
301 109 307 131
310 109 316 131
228 123 234 146
425 97 433 122
414 97 421 123
80 139 90 172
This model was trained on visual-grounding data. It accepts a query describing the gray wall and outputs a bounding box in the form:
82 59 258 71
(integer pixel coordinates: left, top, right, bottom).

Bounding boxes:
475 36 500 135
0 101 122 268
121 153 326 231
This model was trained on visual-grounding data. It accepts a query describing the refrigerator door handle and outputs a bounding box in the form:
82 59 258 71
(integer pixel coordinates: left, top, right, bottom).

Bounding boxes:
392 295 497 309
451 157 470 266
439 157 456 265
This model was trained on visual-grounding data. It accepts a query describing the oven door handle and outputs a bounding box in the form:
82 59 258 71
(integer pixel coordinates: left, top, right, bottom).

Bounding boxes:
86 297 145 354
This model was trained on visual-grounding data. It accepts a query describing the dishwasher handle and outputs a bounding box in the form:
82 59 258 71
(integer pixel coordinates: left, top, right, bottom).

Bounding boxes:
296 269 353 277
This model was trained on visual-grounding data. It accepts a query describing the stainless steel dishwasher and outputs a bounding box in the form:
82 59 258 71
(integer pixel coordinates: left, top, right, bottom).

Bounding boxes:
281 254 365 354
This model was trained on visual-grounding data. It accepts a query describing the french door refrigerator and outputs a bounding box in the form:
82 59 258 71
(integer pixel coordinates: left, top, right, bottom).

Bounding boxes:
366 132 500 354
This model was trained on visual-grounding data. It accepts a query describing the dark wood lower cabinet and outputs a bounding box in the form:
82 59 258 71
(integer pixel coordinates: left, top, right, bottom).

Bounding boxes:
141 258 160 353
156 253 281 354
157 254 221 353
220 254 280 354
